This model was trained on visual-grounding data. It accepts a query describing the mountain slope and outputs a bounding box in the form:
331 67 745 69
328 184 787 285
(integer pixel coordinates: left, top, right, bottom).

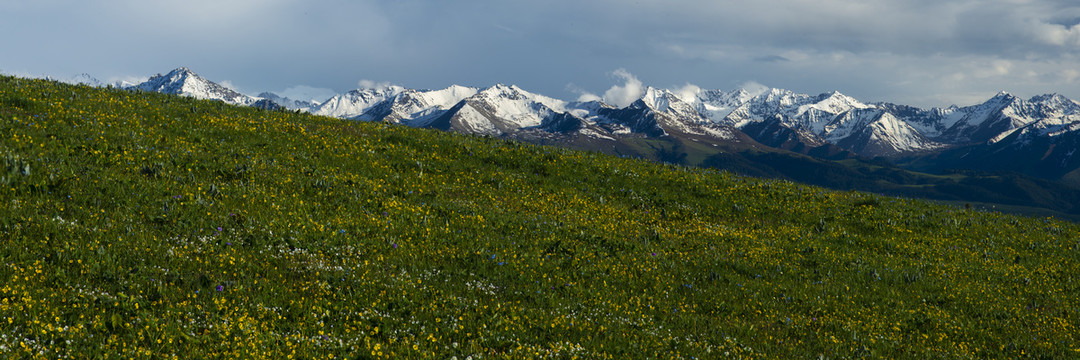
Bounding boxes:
3 75 1079 358
102 67 1080 186
418 84 570 134
256 92 320 112
356 85 478 126
311 86 407 119
134 67 261 106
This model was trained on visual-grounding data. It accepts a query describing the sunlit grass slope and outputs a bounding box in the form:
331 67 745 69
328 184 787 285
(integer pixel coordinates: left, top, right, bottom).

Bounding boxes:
1 76 1078 359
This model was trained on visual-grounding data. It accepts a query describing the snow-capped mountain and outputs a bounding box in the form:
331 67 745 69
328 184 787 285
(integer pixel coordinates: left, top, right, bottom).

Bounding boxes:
935 92 1033 144
913 93 1080 178
423 84 573 135
830 109 943 156
588 87 739 142
678 86 1080 158
311 86 408 119
55 73 104 87
979 93 1080 144
133 67 261 106
257 92 320 112
698 88 944 157
356 85 478 126
109 67 1080 179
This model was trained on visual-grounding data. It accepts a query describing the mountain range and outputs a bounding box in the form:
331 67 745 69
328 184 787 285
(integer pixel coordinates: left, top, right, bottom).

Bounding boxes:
94 67 1080 215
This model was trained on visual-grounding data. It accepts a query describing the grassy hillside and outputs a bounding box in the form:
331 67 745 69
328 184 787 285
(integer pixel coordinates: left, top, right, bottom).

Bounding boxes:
1 76 1079 359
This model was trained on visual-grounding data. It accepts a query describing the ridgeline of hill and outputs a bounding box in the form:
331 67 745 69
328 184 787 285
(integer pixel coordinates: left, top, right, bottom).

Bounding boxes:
1 76 1078 358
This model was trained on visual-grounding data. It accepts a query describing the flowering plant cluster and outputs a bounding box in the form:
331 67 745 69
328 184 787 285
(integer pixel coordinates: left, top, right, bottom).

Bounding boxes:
0 76 1077 358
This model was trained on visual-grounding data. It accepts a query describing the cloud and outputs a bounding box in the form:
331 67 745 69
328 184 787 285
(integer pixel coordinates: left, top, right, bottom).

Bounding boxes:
672 83 701 103
1031 21 1080 47
357 79 395 91
1062 69 1080 83
219 80 238 90
565 83 601 102
739 81 772 98
602 69 646 108
577 92 602 102
7 0 1080 110
754 55 790 63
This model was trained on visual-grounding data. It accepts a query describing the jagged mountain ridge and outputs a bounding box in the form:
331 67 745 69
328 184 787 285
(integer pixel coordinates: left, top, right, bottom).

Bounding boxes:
256 92 320 113
122 67 1080 179
128 67 326 113
133 67 262 107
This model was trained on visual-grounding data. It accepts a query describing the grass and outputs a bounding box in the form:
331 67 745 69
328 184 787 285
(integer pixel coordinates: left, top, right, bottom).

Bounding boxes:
1 75 1079 358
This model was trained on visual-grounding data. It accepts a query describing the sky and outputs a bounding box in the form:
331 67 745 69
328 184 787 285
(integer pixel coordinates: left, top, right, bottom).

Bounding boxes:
4 0 1080 108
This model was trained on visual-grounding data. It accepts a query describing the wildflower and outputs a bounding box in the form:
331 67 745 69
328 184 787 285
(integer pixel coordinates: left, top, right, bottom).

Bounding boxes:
216 285 224 292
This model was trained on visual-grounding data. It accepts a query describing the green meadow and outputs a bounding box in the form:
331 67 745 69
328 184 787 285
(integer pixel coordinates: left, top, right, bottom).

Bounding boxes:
1 76 1078 358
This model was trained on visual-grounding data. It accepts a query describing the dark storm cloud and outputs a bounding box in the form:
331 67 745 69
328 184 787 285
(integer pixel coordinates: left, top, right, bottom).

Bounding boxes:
4 0 1080 107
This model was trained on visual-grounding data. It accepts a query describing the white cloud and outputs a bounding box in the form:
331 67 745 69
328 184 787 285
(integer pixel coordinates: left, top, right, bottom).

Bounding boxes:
7 0 1080 110
602 68 646 108
739 81 771 98
1061 69 1080 83
566 83 601 102
357 79 395 91
971 60 1014 78
672 83 701 103
1031 21 1080 47
577 92 602 102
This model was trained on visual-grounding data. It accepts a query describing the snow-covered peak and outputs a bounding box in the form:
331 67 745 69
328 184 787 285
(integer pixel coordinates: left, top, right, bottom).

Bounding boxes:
640 87 674 112
814 91 868 111
312 86 406 118
757 88 812 108
351 85 478 124
817 91 859 106
1029 93 1080 110
735 82 773 99
414 85 479 108
936 91 1036 143
478 84 558 105
134 67 258 106
257 92 320 112
61 73 104 86
464 84 570 128
986 91 1018 105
